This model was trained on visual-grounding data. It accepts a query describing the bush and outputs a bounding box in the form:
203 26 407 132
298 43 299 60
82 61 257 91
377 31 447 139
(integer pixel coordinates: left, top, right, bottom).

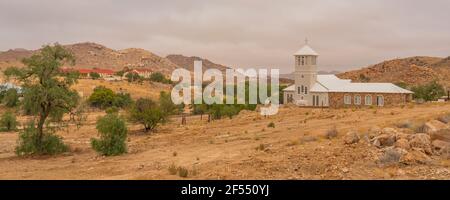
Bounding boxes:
377 148 401 166
150 72 172 84
177 167 189 178
129 98 166 132
2 89 19 107
105 106 119 114
325 127 338 139
411 81 445 102
0 111 18 131
168 164 178 175
91 113 127 156
16 122 68 156
89 72 101 80
125 72 142 83
88 86 133 109
267 122 275 128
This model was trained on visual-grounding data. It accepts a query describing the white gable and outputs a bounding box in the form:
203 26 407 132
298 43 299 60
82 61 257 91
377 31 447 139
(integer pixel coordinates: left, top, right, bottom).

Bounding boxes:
294 45 319 56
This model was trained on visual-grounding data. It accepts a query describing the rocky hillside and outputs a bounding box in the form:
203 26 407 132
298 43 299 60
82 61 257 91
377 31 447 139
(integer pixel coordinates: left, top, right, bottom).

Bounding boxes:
0 42 179 75
338 56 450 87
166 54 229 72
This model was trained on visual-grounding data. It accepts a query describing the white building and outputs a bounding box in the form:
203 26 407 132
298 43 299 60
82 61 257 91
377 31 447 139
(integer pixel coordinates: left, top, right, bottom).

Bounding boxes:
283 42 413 108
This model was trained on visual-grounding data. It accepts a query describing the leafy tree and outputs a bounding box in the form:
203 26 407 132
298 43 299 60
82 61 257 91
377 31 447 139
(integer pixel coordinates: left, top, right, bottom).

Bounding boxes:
129 98 166 132
88 86 133 109
2 88 19 107
16 122 68 155
159 91 179 115
114 70 125 77
125 72 142 83
412 81 445 101
4 44 79 155
0 111 18 131
89 72 101 80
91 113 127 156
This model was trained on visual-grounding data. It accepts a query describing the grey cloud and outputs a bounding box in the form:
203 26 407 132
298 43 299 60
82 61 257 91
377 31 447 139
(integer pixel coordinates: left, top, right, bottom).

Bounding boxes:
0 0 449 73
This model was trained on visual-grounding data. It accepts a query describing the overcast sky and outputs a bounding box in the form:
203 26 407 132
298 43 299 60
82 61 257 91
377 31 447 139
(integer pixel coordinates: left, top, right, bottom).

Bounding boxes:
0 0 449 73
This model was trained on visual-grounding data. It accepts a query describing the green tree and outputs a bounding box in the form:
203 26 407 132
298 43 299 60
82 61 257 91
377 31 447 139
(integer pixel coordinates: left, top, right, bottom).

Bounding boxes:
0 111 18 131
91 113 127 156
2 88 19 107
88 86 116 108
4 44 79 155
129 98 166 132
89 72 101 80
412 81 445 101
125 72 142 83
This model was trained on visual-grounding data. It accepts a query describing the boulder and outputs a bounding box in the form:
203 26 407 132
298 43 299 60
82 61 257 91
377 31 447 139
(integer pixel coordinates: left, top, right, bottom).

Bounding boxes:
423 120 449 134
430 129 450 142
382 127 398 135
368 126 382 139
409 133 432 154
372 134 396 148
432 140 450 154
400 150 432 165
395 139 411 150
344 131 360 145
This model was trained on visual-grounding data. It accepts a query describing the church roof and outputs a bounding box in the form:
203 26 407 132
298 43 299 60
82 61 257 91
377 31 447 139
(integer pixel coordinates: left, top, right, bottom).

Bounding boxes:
294 45 319 56
283 75 413 94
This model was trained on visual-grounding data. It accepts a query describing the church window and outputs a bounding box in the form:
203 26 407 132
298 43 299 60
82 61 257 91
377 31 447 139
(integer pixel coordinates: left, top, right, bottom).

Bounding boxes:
365 95 372 105
305 87 308 94
301 85 304 93
298 87 301 94
301 56 305 65
344 95 352 105
354 95 361 105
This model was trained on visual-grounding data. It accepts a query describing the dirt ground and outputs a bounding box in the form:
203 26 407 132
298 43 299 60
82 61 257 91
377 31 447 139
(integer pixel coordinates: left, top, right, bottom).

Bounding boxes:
1 101 450 180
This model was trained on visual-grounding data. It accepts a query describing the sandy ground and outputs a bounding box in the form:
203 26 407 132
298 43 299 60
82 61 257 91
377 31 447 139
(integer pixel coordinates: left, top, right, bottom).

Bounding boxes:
1 102 450 180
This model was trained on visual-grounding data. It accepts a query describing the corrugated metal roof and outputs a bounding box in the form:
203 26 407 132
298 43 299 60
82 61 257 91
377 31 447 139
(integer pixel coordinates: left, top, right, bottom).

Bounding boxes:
283 75 413 94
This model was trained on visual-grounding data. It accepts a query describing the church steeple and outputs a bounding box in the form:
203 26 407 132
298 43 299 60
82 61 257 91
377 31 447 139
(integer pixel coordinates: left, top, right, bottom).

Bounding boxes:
293 41 319 104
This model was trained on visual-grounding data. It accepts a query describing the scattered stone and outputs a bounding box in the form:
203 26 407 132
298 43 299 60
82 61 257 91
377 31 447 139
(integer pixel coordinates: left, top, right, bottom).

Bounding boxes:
377 148 402 165
342 167 349 173
432 140 450 154
368 126 382 139
400 150 432 165
344 131 360 145
382 127 398 135
395 138 411 150
372 134 396 148
423 120 449 134
409 133 432 154
430 129 450 142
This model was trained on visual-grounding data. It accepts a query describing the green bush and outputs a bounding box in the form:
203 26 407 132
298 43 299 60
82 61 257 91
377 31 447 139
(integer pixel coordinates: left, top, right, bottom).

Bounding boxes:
2 88 19 107
125 72 142 83
0 111 18 131
412 81 445 102
91 113 127 156
150 72 172 84
88 86 133 109
89 72 101 80
129 98 166 132
267 122 275 128
16 122 68 156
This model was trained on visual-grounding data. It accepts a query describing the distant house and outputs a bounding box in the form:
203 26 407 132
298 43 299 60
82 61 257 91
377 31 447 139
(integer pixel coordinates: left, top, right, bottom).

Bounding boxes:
61 68 116 79
0 82 23 94
123 68 153 78
283 42 413 108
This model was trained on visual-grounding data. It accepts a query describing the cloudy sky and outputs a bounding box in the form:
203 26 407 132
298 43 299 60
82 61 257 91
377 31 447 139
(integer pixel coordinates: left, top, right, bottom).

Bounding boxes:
0 0 449 73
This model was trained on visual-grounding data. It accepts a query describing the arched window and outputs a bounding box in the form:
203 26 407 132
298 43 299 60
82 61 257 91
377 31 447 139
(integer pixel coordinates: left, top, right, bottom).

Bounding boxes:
344 95 351 105
377 95 384 106
305 87 308 94
301 56 305 65
365 95 372 105
354 95 361 105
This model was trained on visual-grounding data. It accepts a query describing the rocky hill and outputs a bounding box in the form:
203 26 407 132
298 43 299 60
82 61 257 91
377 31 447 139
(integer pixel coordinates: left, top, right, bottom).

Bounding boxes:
337 56 450 87
166 54 229 72
0 42 179 75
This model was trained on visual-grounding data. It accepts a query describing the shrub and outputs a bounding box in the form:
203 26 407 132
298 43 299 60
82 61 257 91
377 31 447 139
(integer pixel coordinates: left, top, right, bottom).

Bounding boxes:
91 113 127 156
88 86 133 109
150 72 172 84
396 120 413 129
267 122 275 128
0 111 18 131
89 72 101 80
377 148 401 166
411 81 445 102
177 166 189 178
129 98 167 132
2 88 19 107
256 144 266 151
105 106 119 114
16 122 68 156
325 127 338 139
168 164 178 175
125 72 142 83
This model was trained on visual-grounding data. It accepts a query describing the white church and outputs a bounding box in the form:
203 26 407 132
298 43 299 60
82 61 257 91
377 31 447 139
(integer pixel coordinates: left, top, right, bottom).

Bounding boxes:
283 42 413 108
